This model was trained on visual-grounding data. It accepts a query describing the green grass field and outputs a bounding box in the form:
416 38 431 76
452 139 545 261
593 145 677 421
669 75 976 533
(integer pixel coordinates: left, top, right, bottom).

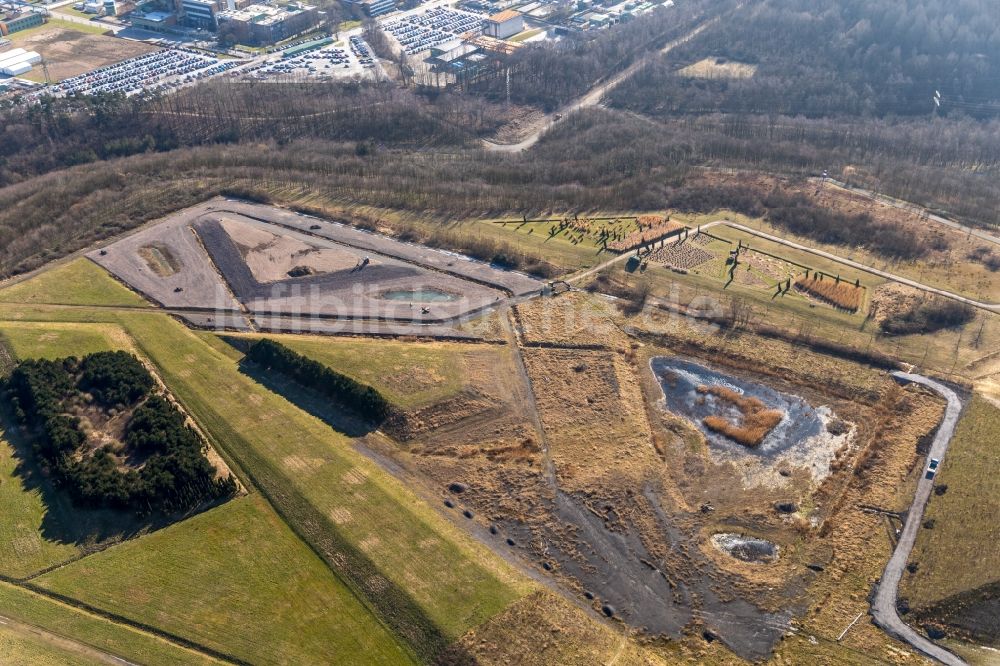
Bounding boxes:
120 312 526 657
0 624 105 666
0 424 80 578
0 321 135 360
233 334 475 410
0 260 148 308
0 264 529 662
0 582 221 666
37 495 413 665
902 395 1000 608
9 18 110 40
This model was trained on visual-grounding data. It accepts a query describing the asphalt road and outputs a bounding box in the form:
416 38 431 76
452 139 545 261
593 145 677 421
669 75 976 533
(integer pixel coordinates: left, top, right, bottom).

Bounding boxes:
870 372 966 666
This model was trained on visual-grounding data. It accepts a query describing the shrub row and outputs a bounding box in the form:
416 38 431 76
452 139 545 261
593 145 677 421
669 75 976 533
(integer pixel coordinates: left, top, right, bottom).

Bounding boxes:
245 339 391 422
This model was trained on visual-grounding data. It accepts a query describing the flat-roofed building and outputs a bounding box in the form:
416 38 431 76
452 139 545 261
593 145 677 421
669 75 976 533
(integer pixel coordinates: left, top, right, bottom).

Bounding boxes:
131 8 178 31
216 2 318 44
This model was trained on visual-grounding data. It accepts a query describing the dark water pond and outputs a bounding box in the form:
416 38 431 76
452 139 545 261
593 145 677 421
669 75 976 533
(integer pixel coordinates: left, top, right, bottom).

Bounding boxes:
712 533 780 563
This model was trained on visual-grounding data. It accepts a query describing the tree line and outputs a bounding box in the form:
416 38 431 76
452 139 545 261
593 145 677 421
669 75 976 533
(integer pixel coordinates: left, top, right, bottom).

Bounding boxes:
5 351 236 516
245 338 391 422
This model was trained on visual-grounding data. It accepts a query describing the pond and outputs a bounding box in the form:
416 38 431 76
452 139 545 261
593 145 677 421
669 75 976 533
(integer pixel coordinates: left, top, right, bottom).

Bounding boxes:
379 288 459 302
712 533 779 563
650 356 851 485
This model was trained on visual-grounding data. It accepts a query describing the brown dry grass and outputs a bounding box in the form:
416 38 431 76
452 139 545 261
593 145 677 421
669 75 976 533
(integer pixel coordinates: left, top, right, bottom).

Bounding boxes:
795 276 864 312
607 221 684 252
678 58 757 79
442 591 666 665
697 385 784 447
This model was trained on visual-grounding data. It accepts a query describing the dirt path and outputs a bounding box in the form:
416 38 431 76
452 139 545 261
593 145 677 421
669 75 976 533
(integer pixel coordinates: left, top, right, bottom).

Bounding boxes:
819 179 1000 248
870 372 967 666
481 11 728 153
0 613 138 666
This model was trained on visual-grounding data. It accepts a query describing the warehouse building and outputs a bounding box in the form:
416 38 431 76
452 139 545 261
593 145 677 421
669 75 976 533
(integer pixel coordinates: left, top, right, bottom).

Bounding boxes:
0 47 41 75
482 9 522 39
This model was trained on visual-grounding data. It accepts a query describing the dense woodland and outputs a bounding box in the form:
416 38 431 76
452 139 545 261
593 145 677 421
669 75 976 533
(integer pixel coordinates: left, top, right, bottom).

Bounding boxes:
1 0 999 276
5 352 236 515
610 0 1000 119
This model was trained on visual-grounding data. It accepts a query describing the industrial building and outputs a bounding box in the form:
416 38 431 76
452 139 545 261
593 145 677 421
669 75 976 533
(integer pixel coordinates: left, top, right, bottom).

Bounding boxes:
0 8 45 36
0 47 41 75
216 2 318 45
482 9 522 39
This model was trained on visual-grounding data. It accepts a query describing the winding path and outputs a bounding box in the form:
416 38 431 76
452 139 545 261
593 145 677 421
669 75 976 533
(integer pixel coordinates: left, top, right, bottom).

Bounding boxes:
870 372 967 666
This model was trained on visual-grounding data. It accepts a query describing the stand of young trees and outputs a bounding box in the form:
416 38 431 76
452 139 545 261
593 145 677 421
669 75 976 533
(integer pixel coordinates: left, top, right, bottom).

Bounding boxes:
246 338 391 422
5 352 236 516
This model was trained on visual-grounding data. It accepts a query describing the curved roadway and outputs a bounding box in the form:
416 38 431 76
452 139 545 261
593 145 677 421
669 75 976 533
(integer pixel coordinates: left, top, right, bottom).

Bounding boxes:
871 372 967 666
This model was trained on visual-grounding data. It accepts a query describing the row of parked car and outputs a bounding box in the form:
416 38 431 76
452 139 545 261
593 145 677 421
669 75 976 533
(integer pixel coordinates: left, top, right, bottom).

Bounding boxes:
50 48 228 97
382 8 483 54
348 35 374 66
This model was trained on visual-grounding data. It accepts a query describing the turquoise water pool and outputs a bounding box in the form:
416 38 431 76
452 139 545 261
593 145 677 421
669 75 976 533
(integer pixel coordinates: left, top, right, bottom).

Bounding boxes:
380 288 459 302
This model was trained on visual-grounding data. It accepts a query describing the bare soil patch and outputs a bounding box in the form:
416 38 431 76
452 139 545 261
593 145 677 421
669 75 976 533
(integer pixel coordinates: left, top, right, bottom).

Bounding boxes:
219 216 368 282
10 27 156 82
678 58 757 79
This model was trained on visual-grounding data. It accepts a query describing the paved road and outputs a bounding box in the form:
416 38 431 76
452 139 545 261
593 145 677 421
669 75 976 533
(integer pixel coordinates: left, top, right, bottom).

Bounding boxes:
699 220 1000 312
481 14 723 153
870 372 966 666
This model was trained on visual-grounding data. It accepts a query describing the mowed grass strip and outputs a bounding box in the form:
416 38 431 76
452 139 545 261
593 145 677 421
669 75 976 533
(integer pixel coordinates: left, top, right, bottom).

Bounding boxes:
233 333 472 410
0 322 137 578
0 423 80 578
902 395 1000 608
0 581 221 666
0 321 135 361
36 495 412 665
0 624 106 666
0 259 149 308
118 312 526 658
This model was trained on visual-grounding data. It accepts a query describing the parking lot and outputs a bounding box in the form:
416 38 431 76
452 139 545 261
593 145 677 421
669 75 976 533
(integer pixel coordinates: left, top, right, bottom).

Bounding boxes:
382 7 484 54
47 48 236 97
242 38 377 80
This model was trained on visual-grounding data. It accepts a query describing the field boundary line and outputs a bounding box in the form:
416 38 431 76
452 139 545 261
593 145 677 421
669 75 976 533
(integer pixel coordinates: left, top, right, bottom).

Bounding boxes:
0 577 244 665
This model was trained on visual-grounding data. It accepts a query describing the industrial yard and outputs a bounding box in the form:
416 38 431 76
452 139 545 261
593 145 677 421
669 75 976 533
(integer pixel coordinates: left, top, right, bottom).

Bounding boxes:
89 199 544 336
